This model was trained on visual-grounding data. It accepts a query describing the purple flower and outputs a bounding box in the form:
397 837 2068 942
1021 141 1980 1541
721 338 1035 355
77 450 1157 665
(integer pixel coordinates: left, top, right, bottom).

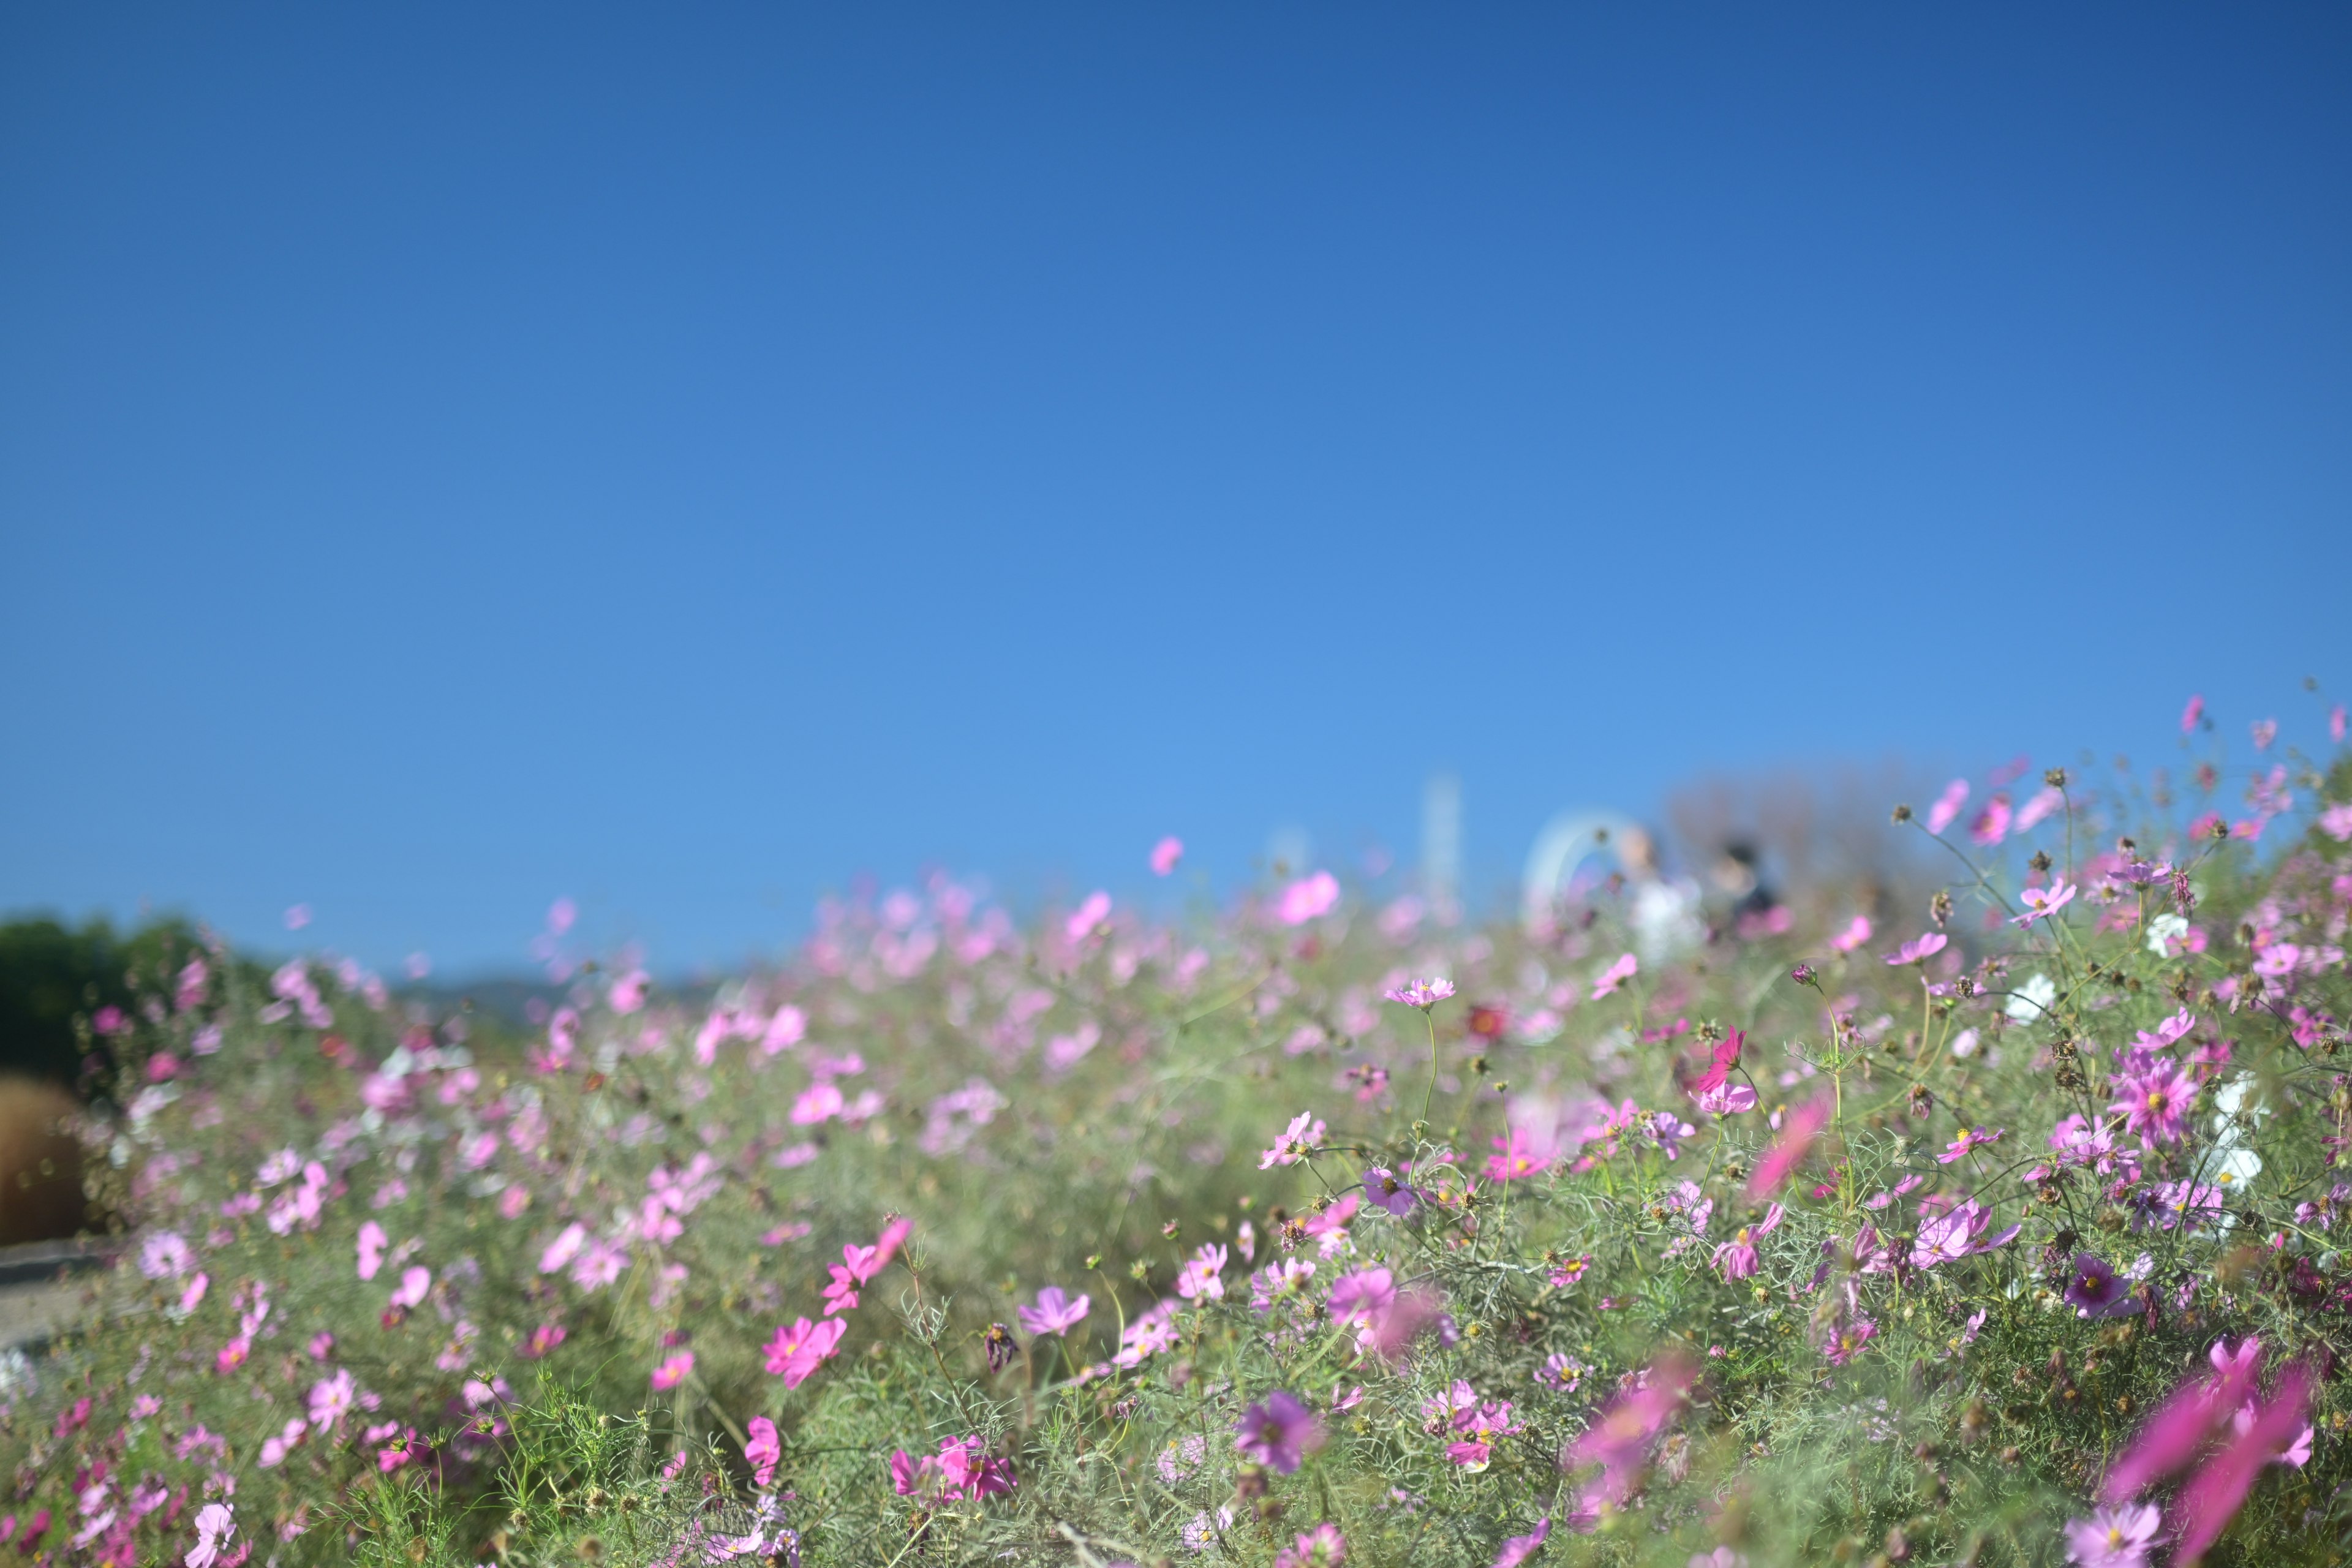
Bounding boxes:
1017 1286 1090 1337
1382 978 1456 1009
1234 1390 1325 1474
2063 1253 2138 1320
1362 1166 1418 1216
2063 1502 2161 1567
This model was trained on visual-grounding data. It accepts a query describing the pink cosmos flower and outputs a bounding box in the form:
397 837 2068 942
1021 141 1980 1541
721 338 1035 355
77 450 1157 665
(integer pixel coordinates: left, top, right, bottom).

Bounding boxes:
608 968 649 1013
2334 703 2347 744
744 1417 781 1489
2015 785 2064 831
1828 915 1872 954
1562 1354 1695 1509
1492 1518 1550 1568
1968 794 2013 847
1924 779 1969 835
1150 836 1184 875
1689 1030 1743 1095
1711 1205 1783 1281
1939 1126 2005 1163
1064 891 1111 943
1589 953 1638 1001
790 1082 845 1125
889 1435 1014 1501
1234 1390 1324 1474
650 1352 694 1391
2109 1062 2196 1148
307 1370 355 1431
1260 1111 1327 1168
571 1240 629 1291
1017 1286 1090 1336
539 1223 587 1275
186 1502 236 1568
1910 1199 2020 1268
1821 1314 1877 1365
356 1221 387 1282
1384 977 1456 1009
1176 1243 1228 1301
390 1266 431 1310
764 1316 848 1387
2320 803 2352 842
178 1272 209 1313
2063 1502 2160 1567
2174 1361 2315 1561
2251 718 2277 751
1273 1521 1347 1568
1273 872 1340 925
519 1323 567 1360
1326 1267 1397 1328
1883 932 1948 967
1485 1128 1555 1182
1746 1097 1831 1200
2012 880 2078 927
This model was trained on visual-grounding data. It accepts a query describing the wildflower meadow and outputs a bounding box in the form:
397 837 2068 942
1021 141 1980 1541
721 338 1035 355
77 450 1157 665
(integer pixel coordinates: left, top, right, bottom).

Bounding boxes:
6 695 2352 1568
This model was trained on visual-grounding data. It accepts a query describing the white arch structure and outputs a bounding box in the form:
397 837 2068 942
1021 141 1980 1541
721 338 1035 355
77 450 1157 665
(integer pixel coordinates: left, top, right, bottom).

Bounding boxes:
1520 810 1645 935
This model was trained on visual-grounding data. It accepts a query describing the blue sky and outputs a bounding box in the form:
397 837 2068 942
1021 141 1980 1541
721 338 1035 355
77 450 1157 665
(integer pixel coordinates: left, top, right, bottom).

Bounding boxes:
4 4 2348 974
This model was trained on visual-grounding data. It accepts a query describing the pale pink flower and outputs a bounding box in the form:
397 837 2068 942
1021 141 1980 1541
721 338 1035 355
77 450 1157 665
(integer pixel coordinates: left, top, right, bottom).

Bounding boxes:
649 1352 694 1391
2015 785 2065 831
1018 1286 1091 1336
1150 836 1184 875
2252 718 2277 751
1260 1111 1326 1168
1883 932 1948 967
1828 915 1872 954
2011 880 2078 927
1065 891 1112 943
185 1501 236 1568
389 1265 430 1310
1492 1518 1550 1568
2064 1502 2160 1567
2180 694 2204 734
1746 1097 1830 1200
1176 1243 1228 1301
790 1082 845 1125
1273 872 1341 925
1938 1126 2005 1163
356 1221 387 1281
1383 977 1455 1009
1589 952 1638 1000
608 968 649 1013
1924 778 1969 834
1968 794 2013 847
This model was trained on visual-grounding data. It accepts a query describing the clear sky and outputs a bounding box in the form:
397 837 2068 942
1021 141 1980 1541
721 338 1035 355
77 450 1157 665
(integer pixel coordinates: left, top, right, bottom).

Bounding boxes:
4 4 2348 974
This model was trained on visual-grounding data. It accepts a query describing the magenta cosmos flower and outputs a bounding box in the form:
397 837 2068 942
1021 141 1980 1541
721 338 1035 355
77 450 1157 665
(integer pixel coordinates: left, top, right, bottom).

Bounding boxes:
2109 1061 2196 1147
1017 1286 1090 1337
1234 1390 1325 1474
1938 1125 2005 1163
1150 836 1183 875
1383 977 1456 1009
1711 1204 1783 1281
763 1316 846 1388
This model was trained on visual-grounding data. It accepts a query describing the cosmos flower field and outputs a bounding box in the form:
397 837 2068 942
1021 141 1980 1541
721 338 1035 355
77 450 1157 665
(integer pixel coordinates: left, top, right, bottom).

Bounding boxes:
6 700 2352 1567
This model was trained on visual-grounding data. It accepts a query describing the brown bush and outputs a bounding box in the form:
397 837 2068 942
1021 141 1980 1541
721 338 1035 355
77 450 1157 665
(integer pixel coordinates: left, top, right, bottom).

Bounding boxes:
0 1076 94 1246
